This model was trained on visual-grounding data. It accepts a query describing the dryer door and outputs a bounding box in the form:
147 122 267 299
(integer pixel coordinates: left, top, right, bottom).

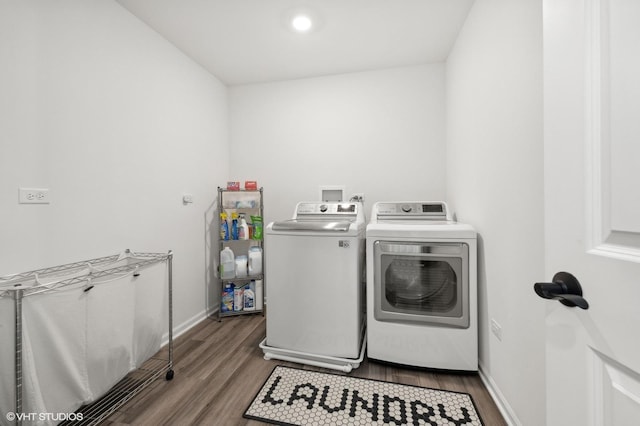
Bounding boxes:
373 241 469 328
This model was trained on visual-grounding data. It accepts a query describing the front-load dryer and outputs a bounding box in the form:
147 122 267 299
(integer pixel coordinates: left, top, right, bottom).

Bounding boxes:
366 201 477 371
260 201 366 372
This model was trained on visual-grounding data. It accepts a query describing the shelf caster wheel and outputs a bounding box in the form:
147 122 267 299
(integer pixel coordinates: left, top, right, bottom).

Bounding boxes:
165 369 174 381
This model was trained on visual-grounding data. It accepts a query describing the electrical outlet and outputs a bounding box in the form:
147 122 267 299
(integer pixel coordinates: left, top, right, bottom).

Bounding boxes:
19 188 50 204
491 319 503 341
351 193 365 202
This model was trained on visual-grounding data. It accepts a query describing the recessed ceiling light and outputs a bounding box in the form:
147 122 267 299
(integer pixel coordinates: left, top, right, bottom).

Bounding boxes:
291 14 313 32
283 8 323 34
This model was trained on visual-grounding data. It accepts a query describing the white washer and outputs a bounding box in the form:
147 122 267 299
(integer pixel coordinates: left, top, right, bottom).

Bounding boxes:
260 201 366 372
366 201 477 371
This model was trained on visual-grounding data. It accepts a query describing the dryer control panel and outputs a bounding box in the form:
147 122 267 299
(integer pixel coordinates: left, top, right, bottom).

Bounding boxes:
374 201 451 221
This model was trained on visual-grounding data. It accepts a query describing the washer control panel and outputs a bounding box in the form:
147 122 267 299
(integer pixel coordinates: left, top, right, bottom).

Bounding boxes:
296 202 359 216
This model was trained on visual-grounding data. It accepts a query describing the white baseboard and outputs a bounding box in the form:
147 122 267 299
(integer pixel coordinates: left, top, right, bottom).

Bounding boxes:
161 305 219 346
478 362 521 426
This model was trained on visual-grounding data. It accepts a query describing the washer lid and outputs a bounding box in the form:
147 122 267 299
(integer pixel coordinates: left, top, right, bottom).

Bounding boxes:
268 201 365 235
271 220 351 232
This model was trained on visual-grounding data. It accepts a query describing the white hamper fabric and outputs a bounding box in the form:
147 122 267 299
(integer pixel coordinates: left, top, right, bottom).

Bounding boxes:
132 261 167 367
22 288 90 423
0 297 16 424
85 274 135 401
0 253 168 426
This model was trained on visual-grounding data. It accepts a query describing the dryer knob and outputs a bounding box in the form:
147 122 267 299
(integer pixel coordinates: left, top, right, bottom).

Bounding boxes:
319 204 328 212
401 204 412 213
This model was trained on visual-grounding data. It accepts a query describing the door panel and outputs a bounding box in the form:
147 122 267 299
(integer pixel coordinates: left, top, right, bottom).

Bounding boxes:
608 0 640 236
585 0 640 259
592 350 640 425
544 0 640 425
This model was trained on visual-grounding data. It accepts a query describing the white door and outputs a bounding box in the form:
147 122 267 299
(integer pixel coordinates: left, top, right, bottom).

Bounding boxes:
543 0 640 425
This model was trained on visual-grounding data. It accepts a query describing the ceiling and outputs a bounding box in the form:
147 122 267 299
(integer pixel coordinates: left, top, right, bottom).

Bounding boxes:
116 0 475 86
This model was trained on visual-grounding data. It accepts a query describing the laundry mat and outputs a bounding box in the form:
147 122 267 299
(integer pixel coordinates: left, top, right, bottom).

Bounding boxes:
243 366 484 426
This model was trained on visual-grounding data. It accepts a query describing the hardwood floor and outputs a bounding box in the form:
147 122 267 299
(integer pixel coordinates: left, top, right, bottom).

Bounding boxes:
104 314 506 425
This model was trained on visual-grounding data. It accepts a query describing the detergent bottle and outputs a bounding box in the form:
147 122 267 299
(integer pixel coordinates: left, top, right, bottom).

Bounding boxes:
231 212 239 240
233 285 244 312
238 214 249 240
255 279 263 310
243 283 255 311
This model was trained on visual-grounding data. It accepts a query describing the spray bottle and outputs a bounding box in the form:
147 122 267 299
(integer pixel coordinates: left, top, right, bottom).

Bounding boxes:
220 212 229 241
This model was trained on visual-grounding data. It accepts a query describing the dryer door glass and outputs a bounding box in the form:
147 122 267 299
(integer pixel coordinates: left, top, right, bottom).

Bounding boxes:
374 241 469 328
384 258 459 314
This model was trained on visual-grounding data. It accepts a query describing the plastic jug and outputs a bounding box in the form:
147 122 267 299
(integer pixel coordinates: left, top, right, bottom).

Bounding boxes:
220 247 235 279
248 247 262 275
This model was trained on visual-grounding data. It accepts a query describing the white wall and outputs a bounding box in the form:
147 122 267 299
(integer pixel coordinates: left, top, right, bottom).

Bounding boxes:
0 0 228 331
228 65 446 222
446 0 544 425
